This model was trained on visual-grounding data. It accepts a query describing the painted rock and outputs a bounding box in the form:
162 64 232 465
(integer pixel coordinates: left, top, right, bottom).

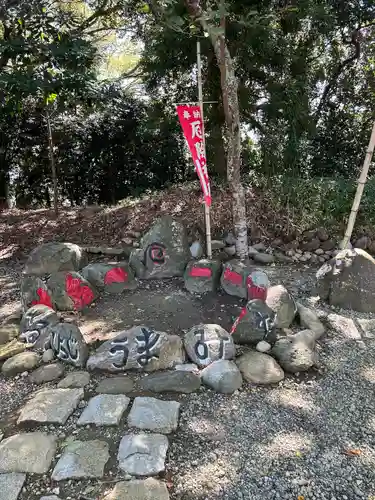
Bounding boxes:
24 242 88 276
184 324 235 368
87 326 185 373
230 299 277 346
184 259 222 294
47 271 98 311
81 262 137 294
20 275 53 312
49 323 89 368
19 304 59 350
221 260 269 299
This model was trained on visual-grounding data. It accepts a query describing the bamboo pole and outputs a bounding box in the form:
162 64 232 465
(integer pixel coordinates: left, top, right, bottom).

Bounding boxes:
341 121 375 249
197 40 212 259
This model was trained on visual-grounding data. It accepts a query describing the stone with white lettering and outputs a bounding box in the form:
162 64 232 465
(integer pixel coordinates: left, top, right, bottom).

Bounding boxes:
0 473 26 500
0 432 57 473
184 324 235 368
19 304 59 350
127 397 180 434
81 262 137 294
17 388 83 425
86 326 184 373
231 299 277 346
77 394 130 426
48 323 88 368
51 440 109 481
118 433 169 476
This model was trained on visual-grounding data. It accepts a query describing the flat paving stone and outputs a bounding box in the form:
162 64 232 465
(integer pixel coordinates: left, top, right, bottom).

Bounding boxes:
137 371 201 393
127 397 180 434
103 478 170 500
0 432 57 473
29 363 65 384
95 376 134 394
118 433 169 476
40 497 61 500
77 394 130 426
0 473 26 500
51 440 109 481
17 388 84 425
57 371 90 388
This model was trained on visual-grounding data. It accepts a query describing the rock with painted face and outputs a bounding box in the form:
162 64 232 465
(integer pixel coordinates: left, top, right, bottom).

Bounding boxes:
81 262 137 294
19 304 59 350
184 324 235 368
184 259 222 294
47 271 98 311
231 299 277 346
20 275 53 312
48 323 89 368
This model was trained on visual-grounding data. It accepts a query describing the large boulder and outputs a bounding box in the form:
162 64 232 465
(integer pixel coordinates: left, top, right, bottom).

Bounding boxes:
316 248 375 313
184 324 235 367
236 351 284 384
221 260 269 299
184 259 222 294
265 285 296 328
139 216 190 278
48 323 89 368
81 262 137 294
20 276 53 312
24 242 87 276
271 329 317 373
19 305 59 350
231 299 277 345
87 326 185 373
47 271 98 311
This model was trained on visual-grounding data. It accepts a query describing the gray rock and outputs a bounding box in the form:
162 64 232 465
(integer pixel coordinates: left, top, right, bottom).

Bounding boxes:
57 371 90 388
315 248 325 255
77 394 130 426
211 240 225 250
20 275 53 312
118 433 169 476
220 260 254 298
184 324 235 367
2 351 40 376
138 371 201 393
129 249 147 278
24 242 87 276
95 376 134 394
266 285 296 328
224 232 236 246
326 313 361 340
272 329 317 373
316 227 329 242
274 251 293 263
184 259 222 294
190 241 203 259
0 322 19 346
19 305 59 350
128 396 180 434
236 351 284 384
51 440 109 481
30 363 64 384
17 388 83 425
232 299 276 346
0 473 26 500
0 432 57 473
48 323 88 368
253 242 266 252
81 262 137 293
320 239 335 251
86 326 184 373
174 363 199 373
42 349 55 363
357 318 375 338
0 340 27 362
296 302 325 339
302 238 320 252
248 246 260 256
40 497 61 500
47 271 98 312
224 245 236 257
201 360 242 394
253 253 275 265
256 340 272 353
102 478 170 500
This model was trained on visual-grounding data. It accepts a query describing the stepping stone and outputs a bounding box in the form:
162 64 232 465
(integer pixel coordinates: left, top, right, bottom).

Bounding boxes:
103 478 170 500
138 371 201 393
51 440 109 481
57 371 90 388
77 395 130 426
95 376 134 394
2 351 40 376
118 433 168 476
17 388 83 425
0 432 57 473
30 363 65 384
127 397 180 434
0 473 26 500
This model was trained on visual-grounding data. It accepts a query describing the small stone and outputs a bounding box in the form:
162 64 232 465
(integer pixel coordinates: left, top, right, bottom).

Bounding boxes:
2 351 40 376
0 432 57 473
42 349 55 363
315 248 324 255
30 363 65 384
316 228 329 242
256 340 271 353
201 360 242 394
128 397 180 434
266 285 296 329
57 371 90 388
95 376 134 394
138 371 201 393
190 241 203 259
326 313 361 340
0 473 26 500
253 242 266 252
77 394 130 426
174 363 199 373
102 478 170 500
40 496 61 500
224 232 236 246
253 253 275 264
118 433 169 476
0 340 27 362
321 239 335 251
248 246 260 256
0 323 19 346
224 246 236 257
236 351 284 384
17 388 83 425
51 440 109 481
302 238 320 251
296 302 325 339
272 329 317 373
211 240 225 250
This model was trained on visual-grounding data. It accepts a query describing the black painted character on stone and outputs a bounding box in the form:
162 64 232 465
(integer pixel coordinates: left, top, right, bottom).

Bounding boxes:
146 243 166 265
109 338 129 369
193 328 231 362
136 327 161 367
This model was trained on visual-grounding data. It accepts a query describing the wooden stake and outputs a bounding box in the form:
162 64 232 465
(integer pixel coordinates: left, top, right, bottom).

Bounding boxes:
197 40 212 259
46 109 58 218
341 121 375 249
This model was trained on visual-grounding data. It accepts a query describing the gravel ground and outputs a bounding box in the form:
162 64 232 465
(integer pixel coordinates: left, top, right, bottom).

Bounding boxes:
1 262 375 500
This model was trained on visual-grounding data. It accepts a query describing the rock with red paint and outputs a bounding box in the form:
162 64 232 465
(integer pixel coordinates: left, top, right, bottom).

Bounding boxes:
265 285 297 329
48 322 89 368
220 260 268 299
47 271 98 311
231 299 277 346
81 262 137 294
20 275 53 312
184 259 222 294
24 242 88 276
19 304 59 350
140 216 190 278
184 324 235 368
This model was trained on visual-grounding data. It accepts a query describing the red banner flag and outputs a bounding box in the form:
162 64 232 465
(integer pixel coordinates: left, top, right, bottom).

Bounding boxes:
176 105 211 206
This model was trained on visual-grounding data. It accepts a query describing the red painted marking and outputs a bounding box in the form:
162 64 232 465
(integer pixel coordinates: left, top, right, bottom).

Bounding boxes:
224 268 243 286
104 267 128 285
66 274 95 310
230 306 247 335
31 288 53 309
190 267 212 278
246 275 268 301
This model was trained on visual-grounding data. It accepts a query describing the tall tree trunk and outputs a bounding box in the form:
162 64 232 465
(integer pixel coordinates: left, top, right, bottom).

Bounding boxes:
46 109 58 217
